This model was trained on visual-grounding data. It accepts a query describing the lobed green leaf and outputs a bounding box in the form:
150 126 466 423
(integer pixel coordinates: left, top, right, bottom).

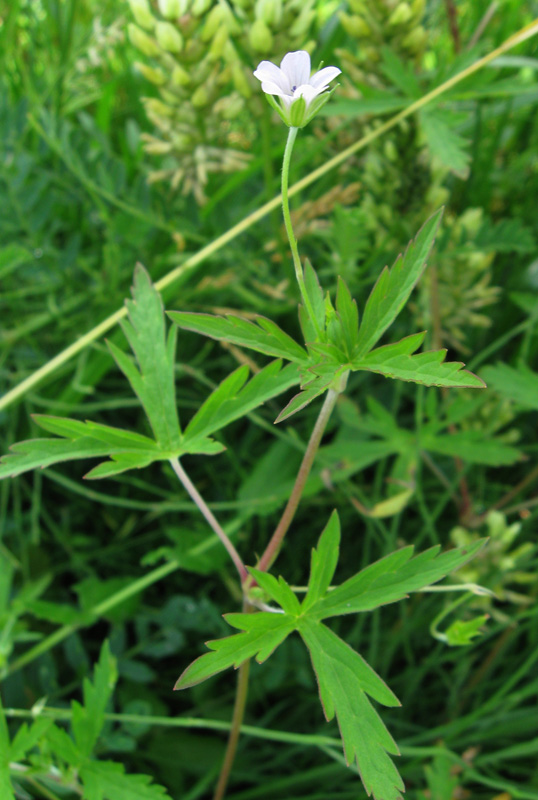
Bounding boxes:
354 209 443 358
311 539 487 619
80 760 171 800
110 265 182 450
168 310 308 363
299 619 404 800
72 641 118 758
174 612 295 690
353 334 486 389
302 510 341 612
184 361 300 443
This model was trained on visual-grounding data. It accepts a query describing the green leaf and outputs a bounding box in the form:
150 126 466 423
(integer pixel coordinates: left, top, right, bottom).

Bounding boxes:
109 264 181 450
481 363 538 410
380 47 421 97
303 259 326 335
311 539 486 619
168 310 308 363
0 694 15 800
0 421 160 481
422 430 522 466
72 641 118 758
274 380 329 424
299 619 404 800
476 218 536 254
354 209 443 358
0 437 128 480
444 615 489 646
33 417 158 450
353 334 486 388
84 453 157 479
174 612 295 690
302 510 340 612
80 760 170 800
420 110 471 178
47 723 82 766
9 718 51 762
335 277 360 357
184 361 300 443
248 569 302 615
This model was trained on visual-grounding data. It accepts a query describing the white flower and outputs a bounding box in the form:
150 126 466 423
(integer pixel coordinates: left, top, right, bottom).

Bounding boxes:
253 50 341 128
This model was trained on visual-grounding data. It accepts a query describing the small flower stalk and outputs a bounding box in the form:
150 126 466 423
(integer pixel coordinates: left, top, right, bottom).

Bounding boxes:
253 50 340 128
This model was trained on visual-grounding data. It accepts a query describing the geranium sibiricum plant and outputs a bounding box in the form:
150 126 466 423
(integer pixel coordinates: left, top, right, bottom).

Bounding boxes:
0 51 488 800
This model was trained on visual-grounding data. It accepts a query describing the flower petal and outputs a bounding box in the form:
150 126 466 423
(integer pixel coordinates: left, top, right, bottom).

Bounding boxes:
260 80 289 98
294 84 319 109
309 66 341 90
280 50 311 91
254 61 289 92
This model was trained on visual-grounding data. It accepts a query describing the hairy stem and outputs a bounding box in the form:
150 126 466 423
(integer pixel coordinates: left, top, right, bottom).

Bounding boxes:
213 648 251 800
255 389 339 575
281 126 322 338
169 458 248 582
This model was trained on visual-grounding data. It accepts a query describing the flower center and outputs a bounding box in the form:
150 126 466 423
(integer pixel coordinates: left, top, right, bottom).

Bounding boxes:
292 85 297 91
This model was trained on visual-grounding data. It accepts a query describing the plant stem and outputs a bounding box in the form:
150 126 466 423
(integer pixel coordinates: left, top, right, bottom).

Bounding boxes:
170 458 248 583
281 126 322 338
256 389 339 575
213 649 251 800
2 18 537 411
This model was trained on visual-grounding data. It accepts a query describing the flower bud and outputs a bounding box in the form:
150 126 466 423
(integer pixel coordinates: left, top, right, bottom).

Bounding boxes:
411 0 426 18
209 26 229 60
191 0 212 15
249 19 273 53
128 0 155 30
135 62 166 85
232 63 252 97
144 97 175 117
388 2 412 26
214 93 244 120
171 64 191 86
255 0 282 26
155 21 184 53
144 138 173 154
158 0 189 18
383 139 398 162
191 86 210 107
289 8 314 37
402 26 427 53
129 24 160 56
347 0 368 12
338 11 370 37
201 5 227 42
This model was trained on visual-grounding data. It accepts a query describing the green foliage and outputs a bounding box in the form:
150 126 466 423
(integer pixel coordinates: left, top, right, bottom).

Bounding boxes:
172 209 485 421
175 512 485 800
0 269 299 480
108 264 182 450
1 643 170 799
2 4 538 799
167 310 309 363
481 363 538 410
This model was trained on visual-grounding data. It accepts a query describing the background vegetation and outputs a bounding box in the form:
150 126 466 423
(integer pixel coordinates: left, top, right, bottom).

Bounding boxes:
1 0 537 798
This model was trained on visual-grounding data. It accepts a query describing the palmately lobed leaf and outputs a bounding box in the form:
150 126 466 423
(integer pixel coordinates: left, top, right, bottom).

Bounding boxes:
354 209 444 359
302 510 341 611
299 619 404 800
109 264 182 450
168 310 308 363
353 336 485 389
80 760 171 800
174 613 295 690
183 361 300 443
311 539 487 619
